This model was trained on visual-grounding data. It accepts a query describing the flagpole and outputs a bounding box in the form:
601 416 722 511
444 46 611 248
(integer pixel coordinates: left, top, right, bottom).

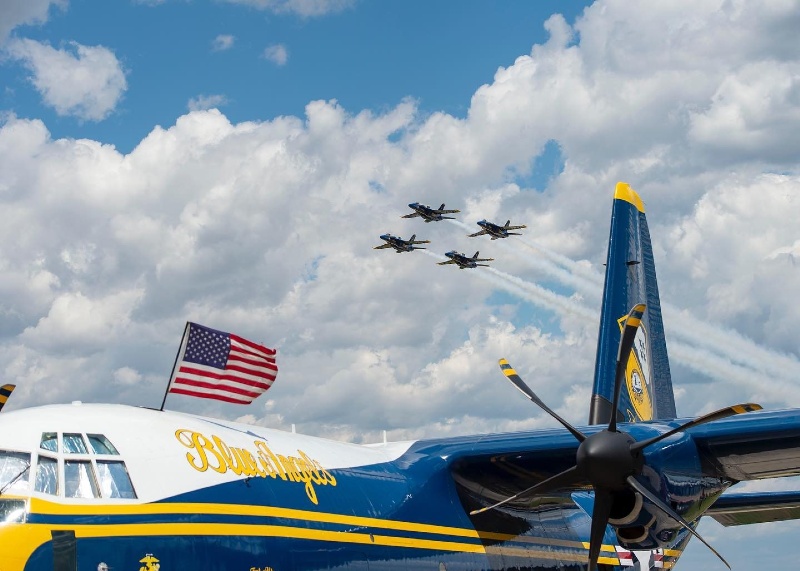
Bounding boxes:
160 322 190 411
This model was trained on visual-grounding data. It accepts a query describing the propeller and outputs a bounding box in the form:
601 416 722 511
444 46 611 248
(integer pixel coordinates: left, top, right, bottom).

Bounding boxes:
473 303 762 570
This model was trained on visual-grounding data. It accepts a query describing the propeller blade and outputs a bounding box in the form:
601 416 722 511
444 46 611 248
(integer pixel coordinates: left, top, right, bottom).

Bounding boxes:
469 464 583 515
587 489 613 571
499 359 587 442
631 403 763 453
608 303 646 432
626 476 731 570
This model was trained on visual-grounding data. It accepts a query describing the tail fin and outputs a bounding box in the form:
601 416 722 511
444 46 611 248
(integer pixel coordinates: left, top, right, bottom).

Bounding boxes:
410 234 416 242
439 203 446 211
473 251 480 259
589 182 676 425
505 220 511 228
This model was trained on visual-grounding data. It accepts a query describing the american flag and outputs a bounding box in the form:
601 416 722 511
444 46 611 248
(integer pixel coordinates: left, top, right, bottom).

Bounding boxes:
168 323 278 404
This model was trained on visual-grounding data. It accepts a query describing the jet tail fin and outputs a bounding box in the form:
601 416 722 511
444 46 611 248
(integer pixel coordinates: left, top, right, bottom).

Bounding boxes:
505 220 511 228
473 251 480 259
439 203 446 211
589 183 676 424
409 234 416 242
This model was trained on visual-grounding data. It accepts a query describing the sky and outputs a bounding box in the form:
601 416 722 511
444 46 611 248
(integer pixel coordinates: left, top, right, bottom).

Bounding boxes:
1 0 800 568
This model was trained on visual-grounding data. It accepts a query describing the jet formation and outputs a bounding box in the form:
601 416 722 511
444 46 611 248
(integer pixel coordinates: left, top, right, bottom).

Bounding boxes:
375 202 527 269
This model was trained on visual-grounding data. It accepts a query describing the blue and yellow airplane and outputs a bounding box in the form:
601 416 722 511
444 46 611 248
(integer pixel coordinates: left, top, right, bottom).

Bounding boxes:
468 219 527 240
1 183 799 571
402 202 460 223
438 250 494 269
373 233 431 253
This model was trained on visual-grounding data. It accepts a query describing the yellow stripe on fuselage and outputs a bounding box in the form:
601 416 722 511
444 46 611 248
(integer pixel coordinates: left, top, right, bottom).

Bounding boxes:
29 499 481 539
26 522 486 553
20 498 683 565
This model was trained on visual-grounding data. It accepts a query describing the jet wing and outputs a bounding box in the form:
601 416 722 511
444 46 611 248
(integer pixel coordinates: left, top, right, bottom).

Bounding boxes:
706 490 800 526
411 239 431 244
506 225 527 230
475 257 494 262
468 230 488 237
438 209 460 214
401 213 420 218
437 260 457 265
373 244 394 250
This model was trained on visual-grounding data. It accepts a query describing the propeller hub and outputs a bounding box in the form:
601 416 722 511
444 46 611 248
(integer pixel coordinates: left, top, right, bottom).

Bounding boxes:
576 430 642 491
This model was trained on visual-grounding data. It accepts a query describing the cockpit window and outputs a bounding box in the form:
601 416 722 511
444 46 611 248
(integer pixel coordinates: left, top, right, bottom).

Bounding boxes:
40 432 58 452
35 456 58 496
64 460 99 498
63 433 88 454
87 434 119 455
96 461 136 499
0 451 30 494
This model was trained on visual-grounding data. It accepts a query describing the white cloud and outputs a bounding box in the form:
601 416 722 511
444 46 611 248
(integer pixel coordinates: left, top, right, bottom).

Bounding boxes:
211 34 235 52
0 0 65 43
6 39 127 121
0 1 798 453
221 0 354 17
263 43 288 66
187 94 229 111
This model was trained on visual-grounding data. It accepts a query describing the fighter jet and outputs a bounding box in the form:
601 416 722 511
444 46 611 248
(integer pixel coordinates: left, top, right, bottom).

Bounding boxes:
402 202 460 223
373 233 430 253
468 219 527 240
437 250 494 269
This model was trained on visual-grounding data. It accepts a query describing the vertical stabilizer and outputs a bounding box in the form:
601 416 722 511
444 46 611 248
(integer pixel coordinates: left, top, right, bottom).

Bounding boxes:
589 183 676 425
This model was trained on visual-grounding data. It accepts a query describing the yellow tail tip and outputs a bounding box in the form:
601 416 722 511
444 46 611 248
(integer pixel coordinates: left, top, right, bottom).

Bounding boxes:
615 182 645 213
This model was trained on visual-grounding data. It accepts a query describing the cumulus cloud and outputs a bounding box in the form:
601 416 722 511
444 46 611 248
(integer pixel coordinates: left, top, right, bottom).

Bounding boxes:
263 43 288 66
0 1 798 452
0 0 65 43
221 0 354 17
188 94 229 111
5 39 128 121
211 34 235 52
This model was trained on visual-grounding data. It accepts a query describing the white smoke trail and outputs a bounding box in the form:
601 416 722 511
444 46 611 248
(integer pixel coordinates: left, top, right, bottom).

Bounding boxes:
420 250 596 321
447 219 599 295
422 237 795 398
463 220 800 384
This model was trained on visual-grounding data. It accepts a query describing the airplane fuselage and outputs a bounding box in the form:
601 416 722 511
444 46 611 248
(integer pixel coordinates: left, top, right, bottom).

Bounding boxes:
0 402 735 571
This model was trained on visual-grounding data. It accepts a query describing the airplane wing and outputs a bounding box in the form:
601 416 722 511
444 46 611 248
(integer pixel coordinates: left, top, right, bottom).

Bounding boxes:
373 244 394 250
411 240 431 244
706 490 800 526
475 257 494 262
689 408 800 481
401 213 420 218
468 230 488 237
506 225 527 230
438 209 461 214
437 260 457 265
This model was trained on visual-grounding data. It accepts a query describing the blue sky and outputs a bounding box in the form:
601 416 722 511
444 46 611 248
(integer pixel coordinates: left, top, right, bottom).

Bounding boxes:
2 1 587 154
2 1 800 568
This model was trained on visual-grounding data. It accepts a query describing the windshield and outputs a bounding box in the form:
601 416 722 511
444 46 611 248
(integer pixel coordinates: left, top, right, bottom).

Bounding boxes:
0 451 31 494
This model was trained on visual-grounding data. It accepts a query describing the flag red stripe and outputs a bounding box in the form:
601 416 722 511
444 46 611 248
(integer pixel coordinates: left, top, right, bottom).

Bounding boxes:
171 377 263 398
168 387 253 404
182 367 276 388
176 366 274 389
231 334 277 357
223 363 278 380
227 353 278 371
